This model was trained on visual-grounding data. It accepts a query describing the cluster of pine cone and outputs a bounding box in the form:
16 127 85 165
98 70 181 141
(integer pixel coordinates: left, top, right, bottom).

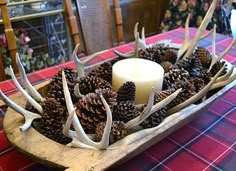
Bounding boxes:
140 44 226 109
26 44 226 145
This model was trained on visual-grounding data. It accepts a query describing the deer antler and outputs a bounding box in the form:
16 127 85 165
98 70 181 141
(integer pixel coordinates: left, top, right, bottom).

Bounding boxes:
73 43 109 78
62 71 112 149
167 64 226 115
0 90 41 131
9 65 43 113
16 53 44 102
113 22 148 58
125 88 181 129
183 0 217 58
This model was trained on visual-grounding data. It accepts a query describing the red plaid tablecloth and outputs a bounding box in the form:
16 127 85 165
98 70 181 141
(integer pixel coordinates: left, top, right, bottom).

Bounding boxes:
0 28 236 171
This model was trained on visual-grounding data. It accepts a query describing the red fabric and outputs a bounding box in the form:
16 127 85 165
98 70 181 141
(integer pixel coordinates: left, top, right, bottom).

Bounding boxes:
0 27 236 171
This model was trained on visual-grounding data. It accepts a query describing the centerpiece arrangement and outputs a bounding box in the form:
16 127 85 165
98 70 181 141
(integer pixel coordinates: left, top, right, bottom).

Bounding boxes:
1 0 236 170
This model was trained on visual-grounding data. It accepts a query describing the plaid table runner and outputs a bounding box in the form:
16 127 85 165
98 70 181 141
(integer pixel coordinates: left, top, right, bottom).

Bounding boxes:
0 28 236 171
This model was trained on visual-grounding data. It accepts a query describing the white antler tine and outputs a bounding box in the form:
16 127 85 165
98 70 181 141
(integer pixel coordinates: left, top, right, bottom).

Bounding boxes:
72 43 80 60
211 67 236 90
184 14 190 43
16 53 44 102
216 65 234 83
134 22 139 39
113 49 135 58
9 66 43 114
141 27 145 42
82 49 109 64
98 93 113 149
151 88 182 113
73 43 85 78
134 31 140 57
63 107 77 138
184 0 217 58
62 71 110 149
124 88 181 130
113 23 146 58
74 83 85 98
177 14 191 58
167 64 226 115
124 88 154 129
67 139 98 150
134 22 147 54
217 39 236 61
20 113 40 132
208 24 217 72
200 28 214 40
0 89 41 131
64 109 97 150
137 27 148 51
73 44 108 78
141 87 154 117
62 71 89 141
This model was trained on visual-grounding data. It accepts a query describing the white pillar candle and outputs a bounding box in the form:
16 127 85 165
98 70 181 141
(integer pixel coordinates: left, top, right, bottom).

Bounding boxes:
112 58 164 104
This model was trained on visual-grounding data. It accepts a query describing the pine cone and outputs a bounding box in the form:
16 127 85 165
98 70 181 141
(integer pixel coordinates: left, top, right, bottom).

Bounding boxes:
174 56 204 77
113 101 136 123
160 48 177 64
173 57 192 70
172 80 197 101
163 68 190 90
39 98 71 144
197 69 211 84
76 88 117 133
78 75 112 95
210 61 227 77
76 108 98 134
139 43 169 63
88 62 112 83
47 67 77 106
154 89 182 110
194 47 212 66
139 104 167 129
160 61 173 73
117 81 136 102
189 78 205 92
96 121 127 144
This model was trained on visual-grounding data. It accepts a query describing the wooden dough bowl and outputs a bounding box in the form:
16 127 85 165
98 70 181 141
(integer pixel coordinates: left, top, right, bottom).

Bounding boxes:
3 61 236 171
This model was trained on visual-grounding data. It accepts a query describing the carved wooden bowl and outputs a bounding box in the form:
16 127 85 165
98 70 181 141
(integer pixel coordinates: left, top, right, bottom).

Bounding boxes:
3 58 236 170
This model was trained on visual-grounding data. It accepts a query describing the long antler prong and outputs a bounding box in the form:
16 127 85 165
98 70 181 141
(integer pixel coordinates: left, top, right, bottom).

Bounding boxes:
0 89 41 131
62 71 112 149
200 28 214 39
210 67 236 90
217 39 236 61
216 65 234 83
16 53 44 102
63 107 77 139
73 43 108 78
124 88 154 129
98 93 113 149
141 27 145 42
208 24 217 72
151 88 182 113
184 14 190 43
167 64 226 115
9 66 43 114
113 22 148 58
178 14 190 58
183 0 217 58
74 83 85 98
125 88 181 129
